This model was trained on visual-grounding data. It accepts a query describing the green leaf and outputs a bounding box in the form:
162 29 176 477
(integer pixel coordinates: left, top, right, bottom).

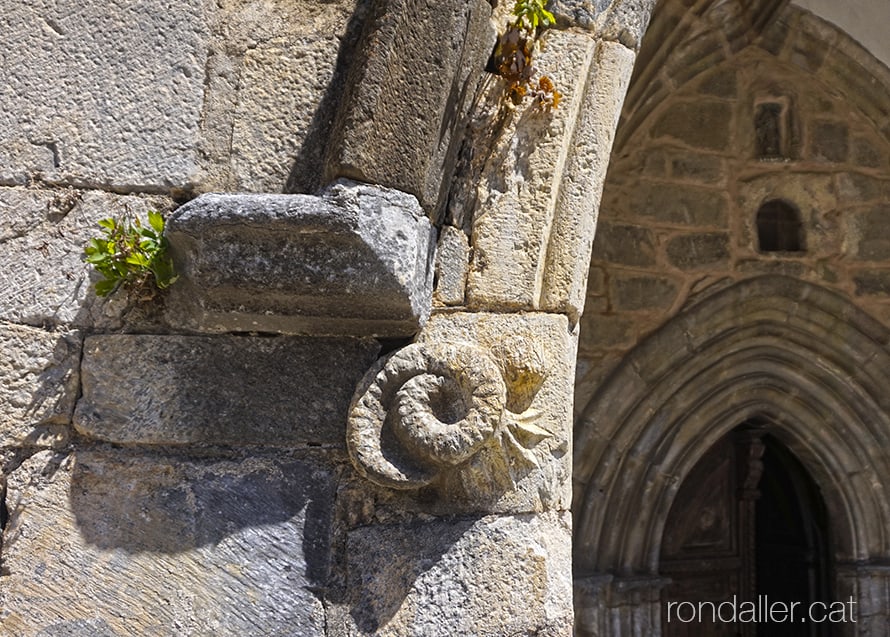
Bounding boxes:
94 278 118 297
148 210 165 233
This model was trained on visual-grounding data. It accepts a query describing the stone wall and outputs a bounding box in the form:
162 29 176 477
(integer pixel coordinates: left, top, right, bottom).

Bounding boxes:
0 0 651 634
575 5 890 416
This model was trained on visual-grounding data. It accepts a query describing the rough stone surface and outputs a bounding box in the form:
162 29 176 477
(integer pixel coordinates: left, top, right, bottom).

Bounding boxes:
0 0 207 190
467 29 607 310
338 511 573 636
540 40 637 321
411 312 576 514
550 0 657 50
433 225 469 306
0 323 79 452
74 334 379 446
610 274 679 311
666 232 730 268
0 450 334 636
165 180 436 336
650 100 732 150
591 222 656 266
0 186 175 328
326 0 494 213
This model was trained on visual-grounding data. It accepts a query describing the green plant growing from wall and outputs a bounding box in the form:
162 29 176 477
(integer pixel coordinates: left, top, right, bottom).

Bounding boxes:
494 0 561 108
84 211 177 298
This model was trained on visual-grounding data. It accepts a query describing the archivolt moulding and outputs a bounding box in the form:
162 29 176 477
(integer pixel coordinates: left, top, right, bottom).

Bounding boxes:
574 275 890 577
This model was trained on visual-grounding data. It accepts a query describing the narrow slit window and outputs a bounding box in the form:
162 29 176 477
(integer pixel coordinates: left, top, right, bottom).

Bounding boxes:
754 100 789 159
756 199 804 252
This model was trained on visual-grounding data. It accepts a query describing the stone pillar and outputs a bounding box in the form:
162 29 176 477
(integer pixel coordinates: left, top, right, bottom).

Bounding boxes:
837 563 890 637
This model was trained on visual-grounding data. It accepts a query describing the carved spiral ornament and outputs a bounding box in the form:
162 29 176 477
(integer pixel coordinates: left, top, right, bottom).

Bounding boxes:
347 343 507 489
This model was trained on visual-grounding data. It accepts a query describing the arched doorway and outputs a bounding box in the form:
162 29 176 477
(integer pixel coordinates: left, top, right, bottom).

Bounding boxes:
573 277 890 637
660 427 833 637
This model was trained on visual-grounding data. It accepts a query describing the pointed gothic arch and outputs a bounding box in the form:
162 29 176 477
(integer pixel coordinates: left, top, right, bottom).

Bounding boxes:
573 276 890 635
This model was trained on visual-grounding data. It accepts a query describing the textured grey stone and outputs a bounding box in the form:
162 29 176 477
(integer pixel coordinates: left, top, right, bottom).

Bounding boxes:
165 180 436 336
433 225 469 305
810 120 849 162
651 100 733 151
591 222 656 266
326 0 494 213
0 323 79 450
340 512 573 636
550 0 657 49
610 274 679 311
0 187 175 328
1 450 333 636
666 232 730 269
74 334 379 446
630 182 729 226
0 0 207 190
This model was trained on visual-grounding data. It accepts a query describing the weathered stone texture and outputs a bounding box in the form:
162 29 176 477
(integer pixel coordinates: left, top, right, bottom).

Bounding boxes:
229 37 341 192
459 32 635 319
610 274 679 311
433 225 469 306
0 450 334 636
414 312 576 514
74 334 379 446
165 181 436 336
591 222 657 266
650 100 733 150
549 0 657 50
666 232 730 268
339 511 573 636
0 323 79 452
629 182 729 226
326 0 493 212
0 0 208 190
0 187 175 328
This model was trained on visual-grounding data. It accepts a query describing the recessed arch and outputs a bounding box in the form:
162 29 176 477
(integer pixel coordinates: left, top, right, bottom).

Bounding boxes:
574 276 890 581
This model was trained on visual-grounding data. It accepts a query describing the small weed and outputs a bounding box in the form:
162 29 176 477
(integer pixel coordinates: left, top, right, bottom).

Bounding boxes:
84 211 177 298
494 0 561 109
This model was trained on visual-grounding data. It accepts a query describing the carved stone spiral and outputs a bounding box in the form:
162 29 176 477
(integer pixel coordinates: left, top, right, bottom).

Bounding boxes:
347 342 507 489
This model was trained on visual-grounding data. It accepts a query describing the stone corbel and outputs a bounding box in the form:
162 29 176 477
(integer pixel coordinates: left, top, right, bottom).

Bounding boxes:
346 313 573 509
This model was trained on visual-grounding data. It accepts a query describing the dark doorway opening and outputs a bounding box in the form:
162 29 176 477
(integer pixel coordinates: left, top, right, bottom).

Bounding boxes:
660 428 833 637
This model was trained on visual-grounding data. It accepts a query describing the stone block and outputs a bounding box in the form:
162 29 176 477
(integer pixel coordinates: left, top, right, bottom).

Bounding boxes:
837 173 890 204
629 182 729 226
853 205 890 261
165 180 436 336
0 0 207 190
74 334 379 446
669 152 726 184
851 136 886 169
591 222 657 266
229 36 340 192
666 232 730 269
539 40 637 320
809 121 849 163
0 323 79 450
326 0 494 213
696 68 738 99
549 0 657 50
0 450 334 636
650 99 732 151
340 511 573 636
433 225 469 306
578 313 635 351
610 274 679 311
853 270 890 296
0 187 175 328
467 29 604 310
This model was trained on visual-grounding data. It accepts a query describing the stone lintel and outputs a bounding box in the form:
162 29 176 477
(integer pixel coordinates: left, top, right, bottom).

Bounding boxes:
165 180 436 337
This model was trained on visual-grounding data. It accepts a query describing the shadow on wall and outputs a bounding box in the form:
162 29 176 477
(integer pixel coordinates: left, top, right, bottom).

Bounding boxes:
285 0 371 195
